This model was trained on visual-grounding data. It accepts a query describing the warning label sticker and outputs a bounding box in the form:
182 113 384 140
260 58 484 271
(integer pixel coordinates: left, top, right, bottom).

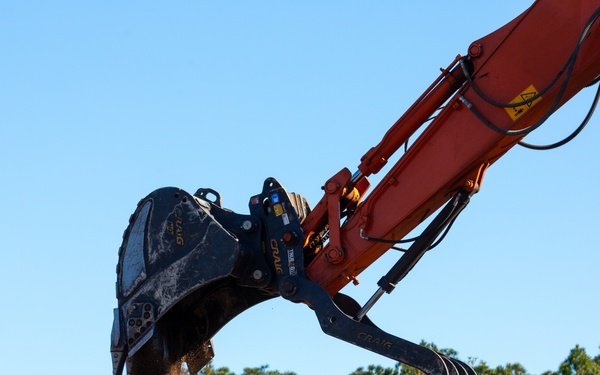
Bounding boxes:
505 84 542 121
273 203 283 216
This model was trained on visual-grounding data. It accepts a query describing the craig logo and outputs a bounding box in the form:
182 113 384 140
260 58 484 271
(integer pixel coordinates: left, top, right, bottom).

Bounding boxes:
175 217 184 246
166 218 185 246
270 239 283 274
357 332 393 350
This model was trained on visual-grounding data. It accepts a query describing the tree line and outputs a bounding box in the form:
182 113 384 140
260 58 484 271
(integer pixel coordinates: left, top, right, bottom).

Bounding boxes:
197 342 600 375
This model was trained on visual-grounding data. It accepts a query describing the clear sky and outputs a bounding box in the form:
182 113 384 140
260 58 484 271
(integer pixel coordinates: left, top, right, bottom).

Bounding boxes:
1 1 598 375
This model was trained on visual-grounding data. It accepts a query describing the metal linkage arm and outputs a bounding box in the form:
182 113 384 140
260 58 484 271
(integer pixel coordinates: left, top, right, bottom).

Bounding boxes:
279 276 476 375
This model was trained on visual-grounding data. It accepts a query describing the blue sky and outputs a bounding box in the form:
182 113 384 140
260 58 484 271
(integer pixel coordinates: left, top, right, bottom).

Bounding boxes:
1 1 598 374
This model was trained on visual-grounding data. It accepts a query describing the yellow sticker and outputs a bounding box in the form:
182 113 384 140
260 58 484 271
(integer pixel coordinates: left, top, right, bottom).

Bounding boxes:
273 203 283 216
505 84 542 121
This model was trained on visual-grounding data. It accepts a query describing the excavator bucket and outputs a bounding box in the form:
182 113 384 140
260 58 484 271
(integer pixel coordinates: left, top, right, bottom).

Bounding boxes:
110 184 294 375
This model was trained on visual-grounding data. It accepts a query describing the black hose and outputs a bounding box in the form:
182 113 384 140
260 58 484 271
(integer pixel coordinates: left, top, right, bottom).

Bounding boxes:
460 7 600 138
519 82 600 150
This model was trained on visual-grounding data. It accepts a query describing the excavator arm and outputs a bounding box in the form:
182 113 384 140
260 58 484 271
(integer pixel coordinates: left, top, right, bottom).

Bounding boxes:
111 1 600 374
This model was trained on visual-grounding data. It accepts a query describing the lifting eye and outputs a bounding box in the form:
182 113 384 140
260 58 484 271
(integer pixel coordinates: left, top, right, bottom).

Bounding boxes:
194 188 222 207
202 191 217 203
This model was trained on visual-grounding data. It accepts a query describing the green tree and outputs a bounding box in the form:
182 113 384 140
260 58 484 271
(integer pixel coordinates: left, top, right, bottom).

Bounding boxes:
396 341 461 375
419 341 458 359
350 341 532 375
200 343 600 375
350 364 400 375
240 364 297 375
542 345 600 375
197 361 236 375
469 357 528 375
350 341 460 375
197 362 295 375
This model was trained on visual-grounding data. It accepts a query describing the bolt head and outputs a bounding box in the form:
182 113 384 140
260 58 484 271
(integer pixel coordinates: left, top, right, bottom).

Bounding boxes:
241 220 255 232
282 231 298 245
325 180 339 193
280 280 297 296
252 269 264 281
469 43 483 57
326 247 345 265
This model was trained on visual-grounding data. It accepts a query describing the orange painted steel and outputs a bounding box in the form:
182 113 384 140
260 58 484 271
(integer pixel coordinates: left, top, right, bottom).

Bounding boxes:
303 0 600 295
